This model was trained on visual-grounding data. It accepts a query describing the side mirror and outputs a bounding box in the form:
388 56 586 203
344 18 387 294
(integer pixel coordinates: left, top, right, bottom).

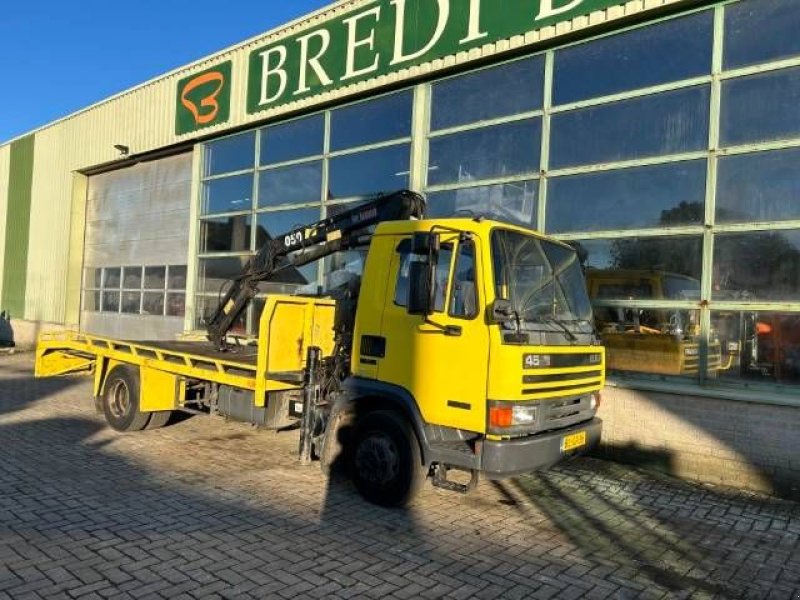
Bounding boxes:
408 232 439 316
488 299 514 324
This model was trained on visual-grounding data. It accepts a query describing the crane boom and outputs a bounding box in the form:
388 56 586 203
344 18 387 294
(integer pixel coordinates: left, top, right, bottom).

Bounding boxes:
206 189 426 350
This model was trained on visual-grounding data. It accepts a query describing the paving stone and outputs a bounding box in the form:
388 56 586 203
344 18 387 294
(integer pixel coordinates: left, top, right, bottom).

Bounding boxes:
1 353 800 599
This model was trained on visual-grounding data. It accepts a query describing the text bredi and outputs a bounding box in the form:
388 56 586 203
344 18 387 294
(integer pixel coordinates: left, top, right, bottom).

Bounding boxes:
255 0 588 107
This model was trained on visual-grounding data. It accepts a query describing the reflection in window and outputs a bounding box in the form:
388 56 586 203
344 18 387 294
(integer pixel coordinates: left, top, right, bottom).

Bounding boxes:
431 56 544 130
450 241 478 318
547 161 706 233
596 305 703 378
551 86 710 168
198 256 250 294
717 148 800 224
258 162 322 207
330 91 412 151
201 174 253 215
195 295 247 333
260 114 324 165
578 236 703 299
720 67 800 147
328 145 410 199
200 215 252 253
103 291 120 313
713 231 800 302
168 266 187 290
166 293 186 317
712 310 800 385
428 120 541 186
427 181 538 227
393 240 452 312
554 11 712 105
204 132 255 177
724 0 800 70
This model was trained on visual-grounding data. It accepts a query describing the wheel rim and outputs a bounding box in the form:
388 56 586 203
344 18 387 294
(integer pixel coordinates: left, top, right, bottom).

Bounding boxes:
355 432 400 486
108 380 130 419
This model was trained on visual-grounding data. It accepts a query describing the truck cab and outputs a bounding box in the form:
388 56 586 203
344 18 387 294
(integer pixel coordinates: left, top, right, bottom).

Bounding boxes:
330 218 604 504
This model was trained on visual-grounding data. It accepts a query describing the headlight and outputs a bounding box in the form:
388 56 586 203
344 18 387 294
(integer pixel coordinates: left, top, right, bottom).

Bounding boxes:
512 405 537 425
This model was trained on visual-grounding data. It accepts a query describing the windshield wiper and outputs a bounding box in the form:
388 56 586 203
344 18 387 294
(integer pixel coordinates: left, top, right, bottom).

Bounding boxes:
536 314 578 342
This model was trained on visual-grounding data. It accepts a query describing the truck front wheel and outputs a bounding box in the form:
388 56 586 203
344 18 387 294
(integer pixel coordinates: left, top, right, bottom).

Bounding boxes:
351 410 426 507
102 365 150 432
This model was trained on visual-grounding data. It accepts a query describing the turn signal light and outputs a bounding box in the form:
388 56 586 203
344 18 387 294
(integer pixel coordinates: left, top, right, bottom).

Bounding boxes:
489 406 513 428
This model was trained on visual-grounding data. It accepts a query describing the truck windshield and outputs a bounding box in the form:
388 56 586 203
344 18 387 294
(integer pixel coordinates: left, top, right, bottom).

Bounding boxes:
492 229 593 325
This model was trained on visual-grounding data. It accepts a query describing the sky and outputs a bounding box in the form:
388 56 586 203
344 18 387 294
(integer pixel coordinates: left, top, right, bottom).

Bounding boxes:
0 1 330 143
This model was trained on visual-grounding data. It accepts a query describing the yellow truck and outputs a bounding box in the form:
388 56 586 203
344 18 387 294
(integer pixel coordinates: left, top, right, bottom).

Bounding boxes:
36 190 604 506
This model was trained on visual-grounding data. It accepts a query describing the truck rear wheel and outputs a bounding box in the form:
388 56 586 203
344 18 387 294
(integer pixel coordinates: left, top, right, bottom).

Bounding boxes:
102 365 150 432
145 411 172 430
351 410 426 507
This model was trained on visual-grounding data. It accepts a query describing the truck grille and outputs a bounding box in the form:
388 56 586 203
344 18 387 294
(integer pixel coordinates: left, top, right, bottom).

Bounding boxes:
521 367 603 396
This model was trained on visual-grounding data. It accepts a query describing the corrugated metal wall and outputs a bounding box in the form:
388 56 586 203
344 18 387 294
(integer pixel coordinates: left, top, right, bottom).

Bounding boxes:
3 0 688 325
0 145 9 306
3 136 34 320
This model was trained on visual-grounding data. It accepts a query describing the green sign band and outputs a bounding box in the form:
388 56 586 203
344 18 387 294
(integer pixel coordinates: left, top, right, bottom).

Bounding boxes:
247 0 629 115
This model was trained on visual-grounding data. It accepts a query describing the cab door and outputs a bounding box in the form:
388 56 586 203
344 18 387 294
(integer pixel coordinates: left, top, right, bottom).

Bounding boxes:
378 233 490 433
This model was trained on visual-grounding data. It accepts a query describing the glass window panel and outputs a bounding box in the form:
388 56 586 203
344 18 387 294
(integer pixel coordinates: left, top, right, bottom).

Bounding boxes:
204 132 255 177
121 292 141 314
198 256 250 294
597 305 702 379
724 0 800 70
713 231 800 302
260 114 324 165
427 181 538 228
555 11 713 105
431 56 544 130
144 266 166 290
717 148 800 224
168 266 187 290
711 310 800 386
254 208 321 291
547 161 706 233
450 241 478 318
551 86 710 168
166 293 185 317
102 291 120 313
394 241 453 312
328 144 410 199
202 174 253 215
330 91 412 151
122 267 142 289
428 120 541 186
258 161 322 208
200 215 252 253
142 292 165 316
720 67 800 147
87 269 101 289
103 268 121 289
195 295 247 334
578 236 703 300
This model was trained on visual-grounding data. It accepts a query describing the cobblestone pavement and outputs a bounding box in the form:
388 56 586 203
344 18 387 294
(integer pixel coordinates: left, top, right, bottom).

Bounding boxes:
1 354 800 600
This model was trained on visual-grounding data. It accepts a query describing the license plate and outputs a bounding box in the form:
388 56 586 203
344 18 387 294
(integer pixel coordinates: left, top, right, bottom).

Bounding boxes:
561 431 586 452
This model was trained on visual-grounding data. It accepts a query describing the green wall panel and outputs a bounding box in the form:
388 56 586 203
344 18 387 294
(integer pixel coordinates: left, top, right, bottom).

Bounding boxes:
2 135 35 318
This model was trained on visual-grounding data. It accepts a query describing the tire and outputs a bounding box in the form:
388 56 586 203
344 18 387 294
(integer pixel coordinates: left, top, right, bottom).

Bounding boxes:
350 410 426 508
101 365 150 432
145 410 172 430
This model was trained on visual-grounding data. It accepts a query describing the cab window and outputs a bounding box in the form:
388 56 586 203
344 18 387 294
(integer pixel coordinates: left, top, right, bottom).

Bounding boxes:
449 240 478 318
394 238 453 312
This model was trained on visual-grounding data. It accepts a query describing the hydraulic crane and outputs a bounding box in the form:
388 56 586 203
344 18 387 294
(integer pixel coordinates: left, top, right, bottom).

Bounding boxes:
206 189 426 351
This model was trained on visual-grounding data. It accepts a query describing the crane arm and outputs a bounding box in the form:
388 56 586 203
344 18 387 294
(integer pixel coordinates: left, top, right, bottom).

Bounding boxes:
206 189 426 350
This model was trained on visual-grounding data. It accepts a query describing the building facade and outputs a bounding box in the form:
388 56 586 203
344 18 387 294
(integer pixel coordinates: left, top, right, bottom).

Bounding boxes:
3 0 800 495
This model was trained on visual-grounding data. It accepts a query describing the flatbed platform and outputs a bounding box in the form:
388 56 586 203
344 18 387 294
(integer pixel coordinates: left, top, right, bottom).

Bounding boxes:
135 340 259 366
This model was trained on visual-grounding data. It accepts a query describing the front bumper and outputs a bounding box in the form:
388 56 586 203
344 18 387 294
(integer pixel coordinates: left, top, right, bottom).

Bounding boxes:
481 418 602 479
